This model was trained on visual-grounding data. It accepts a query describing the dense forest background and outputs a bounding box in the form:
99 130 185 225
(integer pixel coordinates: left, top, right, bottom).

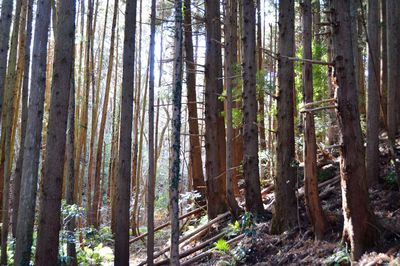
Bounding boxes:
0 0 399 265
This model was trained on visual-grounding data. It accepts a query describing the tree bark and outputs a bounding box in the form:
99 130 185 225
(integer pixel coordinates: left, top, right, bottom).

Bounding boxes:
241 0 265 218
224 0 241 219
170 1 184 263
0 0 14 118
366 0 381 186
184 0 206 204
270 0 298 234
35 0 76 264
301 0 327 240
204 0 228 220
329 0 380 260
115 0 136 264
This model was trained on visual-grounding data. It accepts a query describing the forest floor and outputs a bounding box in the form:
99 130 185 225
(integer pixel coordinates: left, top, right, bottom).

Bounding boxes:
130 137 400 265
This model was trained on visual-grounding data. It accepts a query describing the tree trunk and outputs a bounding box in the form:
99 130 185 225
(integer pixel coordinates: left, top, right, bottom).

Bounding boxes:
34 0 76 264
170 1 184 263
0 0 14 118
380 0 387 126
241 0 265 218
204 0 228 220
224 0 241 219
93 0 118 228
65 60 77 266
301 0 327 240
12 0 33 238
184 0 206 204
386 0 400 141
329 0 380 260
366 0 381 186
13 0 50 265
147 0 156 264
115 0 136 264
270 0 297 234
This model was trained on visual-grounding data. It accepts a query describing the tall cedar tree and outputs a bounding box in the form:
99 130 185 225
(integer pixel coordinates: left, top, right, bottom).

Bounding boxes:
366 0 380 186
270 0 298 234
329 0 380 260
0 0 13 118
12 0 34 238
115 0 136 264
35 0 76 263
241 0 265 218
204 0 228 220
170 0 184 263
14 0 51 264
184 0 206 203
225 0 241 218
147 0 156 263
301 0 327 240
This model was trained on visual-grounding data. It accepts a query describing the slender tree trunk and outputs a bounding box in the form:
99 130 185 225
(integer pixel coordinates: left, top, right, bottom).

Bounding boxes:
34 0 76 264
0 0 14 118
241 0 265 218
93 0 118 228
170 1 184 263
366 0 381 186
329 0 380 260
12 0 33 238
115 0 136 264
204 0 228 220
224 0 241 218
386 0 400 141
65 60 77 266
301 0 327 240
270 0 297 234
184 0 206 204
13 0 51 263
380 0 387 126
147 0 157 263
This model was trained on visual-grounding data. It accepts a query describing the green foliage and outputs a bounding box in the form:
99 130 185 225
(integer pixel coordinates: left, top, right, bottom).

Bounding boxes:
76 243 114 265
384 170 398 188
318 167 336 182
324 247 351 266
215 239 230 254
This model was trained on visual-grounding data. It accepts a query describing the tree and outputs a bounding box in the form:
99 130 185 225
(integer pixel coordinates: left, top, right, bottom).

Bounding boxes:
12 0 34 238
386 1 400 141
92 0 119 228
366 0 380 186
14 0 51 264
114 0 137 264
241 0 265 218
270 0 297 234
204 0 228 220
329 0 379 260
147 0 156 263
169 0 184 263
301 0 327 240
184 0 206 203
224 0 241 218
35 0 76 263
0 0 14 118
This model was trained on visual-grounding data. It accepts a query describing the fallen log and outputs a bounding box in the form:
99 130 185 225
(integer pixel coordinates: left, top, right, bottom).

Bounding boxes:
180 233 245 266
154 231 227 265
137 212 230 265
129 207 204 244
